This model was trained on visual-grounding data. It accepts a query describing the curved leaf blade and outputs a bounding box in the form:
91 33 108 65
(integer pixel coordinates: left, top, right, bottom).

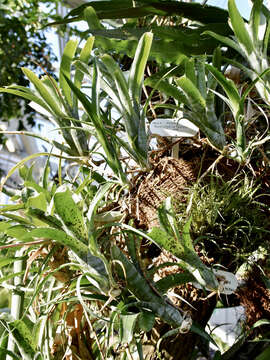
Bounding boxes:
128 32 153 104
59 39 78 106
54 186 88 243
21 68 64 117
228 0 254 55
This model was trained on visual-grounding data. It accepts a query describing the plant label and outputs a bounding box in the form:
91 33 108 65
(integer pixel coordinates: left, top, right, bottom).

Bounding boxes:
193 269 238 295
213 269 238 295
150 118 199 137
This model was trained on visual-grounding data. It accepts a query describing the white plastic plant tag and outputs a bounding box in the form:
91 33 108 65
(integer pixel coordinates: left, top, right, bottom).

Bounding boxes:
150 118 199 137
213 269 238 295
179 312 192 334
193 269 238 295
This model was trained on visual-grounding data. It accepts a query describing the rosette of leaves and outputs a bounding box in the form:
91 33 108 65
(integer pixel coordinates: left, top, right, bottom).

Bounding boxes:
204 0 270 105
145 52 227 151
65 31 154 174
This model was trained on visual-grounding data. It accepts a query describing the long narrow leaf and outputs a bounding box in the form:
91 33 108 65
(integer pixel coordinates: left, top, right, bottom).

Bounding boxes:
74 37 95 90
146 78 188 105
202 30 243 56
87 182 113 234
0 313 37 360
59 39 78 106
128 32 153 104
176 75 206 112
263 13 270 58
25 228 89 259
64 75 127 183
21 68 64 117
228 0 254 55
54 186 88 243
92 60 101 117
250 0 264 45
205 64 241 117
0 88 52 115
155 272 194 293
101 54 136 135
84 6 103 30
111 246 183 327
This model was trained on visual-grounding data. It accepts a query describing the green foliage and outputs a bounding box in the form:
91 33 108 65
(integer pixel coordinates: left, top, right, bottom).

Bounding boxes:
97 32 153 168
0 0 57 127
62 0 230 25
0 38 94 157
112 244 183 327
176 175 270 265
145 53 227 150
0 163 189 358
49 0 232 63
205 0 270 105
0 313 38 359
0 1 270 359
149 197 218 290
177 57 226 150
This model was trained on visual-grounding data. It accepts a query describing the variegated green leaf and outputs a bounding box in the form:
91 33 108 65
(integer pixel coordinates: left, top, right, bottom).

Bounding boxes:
25 228 88 259
64 75 128 184
145 78 188 105
250 0 264 45
152 200 218 290
176 75 206 112
74 37 95 90
128 32 153 104
54 186 88 243
202 30 243 55
59 39 78 106
205 64 241 118
119 313 139 344
228 0 254 55
21 68 64 117
0 88 52 115
111 245 183 327
0 313 37 360
27 193 47 213
5 225 33 242
101 54 135 135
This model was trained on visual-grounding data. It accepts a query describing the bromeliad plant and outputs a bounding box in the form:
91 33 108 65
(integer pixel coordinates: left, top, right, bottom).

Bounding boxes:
0 162 192 359
98 31 153 170
145 53 227 151
206 63 270 162
68 31 153 171
204 0 270 105
149 197 218 291
146 52 270 163
0 32 153 185
0 1 270 359
0 37 128 185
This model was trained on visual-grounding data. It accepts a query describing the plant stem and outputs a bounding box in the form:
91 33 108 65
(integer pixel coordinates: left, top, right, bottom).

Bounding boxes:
6 248 25 360
0 239 48 250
